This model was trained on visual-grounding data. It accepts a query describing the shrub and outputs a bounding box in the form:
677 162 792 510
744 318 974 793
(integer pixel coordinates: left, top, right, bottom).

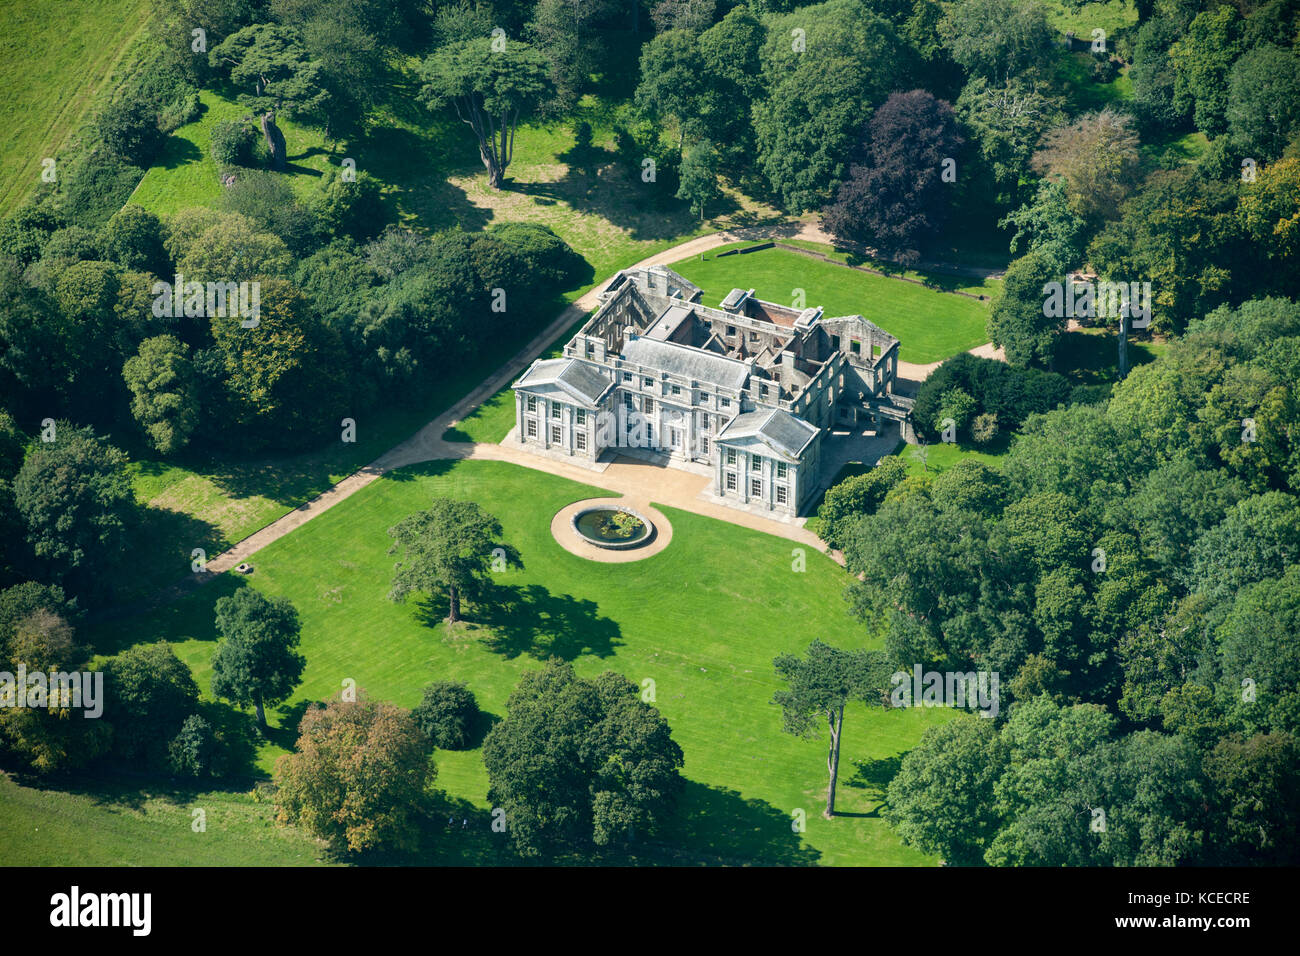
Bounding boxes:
412 681 481 750
210 120 257 169
59 152 143 228
168 714 221 777
971 411 999 444
96 94 165 166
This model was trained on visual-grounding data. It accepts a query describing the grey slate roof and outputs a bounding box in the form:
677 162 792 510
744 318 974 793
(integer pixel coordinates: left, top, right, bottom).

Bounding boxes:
646 304 695 340
620 336 753 390
716 407 819 460
515 358 612 406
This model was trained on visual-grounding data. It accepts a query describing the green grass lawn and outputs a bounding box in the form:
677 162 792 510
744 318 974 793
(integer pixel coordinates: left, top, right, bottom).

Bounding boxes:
0 772 331 866
670 244 992 364
777 239 1005 299
0 0 154 215
899 439 1007 478
85 458 951 866
1054 51 1135 115
1140 129 1210 172
130 88 338 215
1042 0 1138 39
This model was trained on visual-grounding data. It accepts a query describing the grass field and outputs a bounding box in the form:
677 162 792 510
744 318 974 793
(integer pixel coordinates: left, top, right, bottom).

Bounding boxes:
1041 0 1138 39
84 458 952 866
0 773 331 866
129 88 338 215
670 244 992 364
898 438 1007 477
777 239 1005 299
0 0 154 216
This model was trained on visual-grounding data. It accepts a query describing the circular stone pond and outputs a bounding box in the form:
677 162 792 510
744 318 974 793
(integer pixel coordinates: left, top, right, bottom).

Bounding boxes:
571 506 654 550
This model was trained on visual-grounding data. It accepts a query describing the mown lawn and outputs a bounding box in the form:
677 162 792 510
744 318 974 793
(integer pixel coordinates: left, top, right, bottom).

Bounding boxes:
0 773 330 866
899 438 1008 477
129 88 338 215
0 0 154 215
671 244 992 364
777 238 1004 299
86 458 951 866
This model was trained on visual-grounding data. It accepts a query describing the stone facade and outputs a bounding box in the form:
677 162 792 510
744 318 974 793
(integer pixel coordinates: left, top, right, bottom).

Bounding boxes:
512 265 908 517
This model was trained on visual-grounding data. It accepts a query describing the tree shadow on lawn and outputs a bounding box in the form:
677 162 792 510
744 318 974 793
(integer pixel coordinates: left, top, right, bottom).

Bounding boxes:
843 753 905 819
643 779 823 866
152 135 202 171
415 583 623 662
88 559 243 655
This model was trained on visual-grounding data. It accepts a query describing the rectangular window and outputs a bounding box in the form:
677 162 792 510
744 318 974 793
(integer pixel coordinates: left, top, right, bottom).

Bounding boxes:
751 455 762 472
575 409 586 426
551 403 561 419
526 395 537 412
576 431 587 451
644 397 655 414
623 371 632 382
670 428 682 449
726 449 736 466
644 377 653 388
831 335 840 351
750 477 763 497
760 384 768 398
777 462 788 480
726 325 736 337
776 484 788 505
750 331 760 343
725 472 737 491
850 340 861 355
671 384 681 396
551 425 562 444
701 436 710 455
721 397 731 408
526 419 537 438
700 414 710 430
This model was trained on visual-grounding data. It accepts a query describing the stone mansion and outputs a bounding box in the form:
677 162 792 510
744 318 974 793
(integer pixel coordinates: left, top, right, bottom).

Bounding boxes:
511 264 911 517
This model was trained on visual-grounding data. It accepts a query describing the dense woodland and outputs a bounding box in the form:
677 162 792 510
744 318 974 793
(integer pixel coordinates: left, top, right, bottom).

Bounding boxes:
1 0 1299 864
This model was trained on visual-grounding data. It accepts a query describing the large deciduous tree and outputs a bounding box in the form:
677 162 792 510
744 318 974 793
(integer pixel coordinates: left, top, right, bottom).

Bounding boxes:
388 498 521 623
821 89 963 265
752 0 904 213
13 426 137 598
1031 109 1141 229
938 0 1055 83
123 335 201 456
418 37 551 189
483 661 684 857
275 695 436 855
211 588 306 733
987 251 1064 369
